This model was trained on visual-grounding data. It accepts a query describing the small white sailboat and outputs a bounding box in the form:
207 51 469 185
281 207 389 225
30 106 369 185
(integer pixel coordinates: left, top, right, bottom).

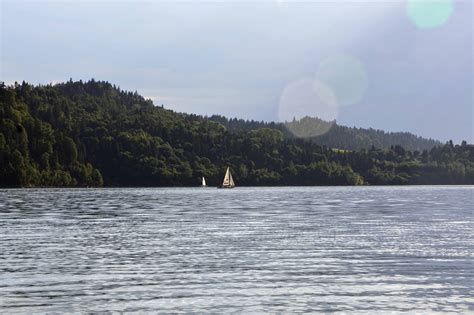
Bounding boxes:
201 176 207 187
218 167 235 189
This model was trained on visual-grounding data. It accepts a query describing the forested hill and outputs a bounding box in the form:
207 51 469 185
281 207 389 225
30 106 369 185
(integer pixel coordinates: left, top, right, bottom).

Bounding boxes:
1 79 473 187
208 115 440 151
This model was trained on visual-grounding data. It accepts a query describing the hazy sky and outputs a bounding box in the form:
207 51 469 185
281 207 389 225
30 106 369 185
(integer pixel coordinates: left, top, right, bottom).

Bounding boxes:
1 0 472 142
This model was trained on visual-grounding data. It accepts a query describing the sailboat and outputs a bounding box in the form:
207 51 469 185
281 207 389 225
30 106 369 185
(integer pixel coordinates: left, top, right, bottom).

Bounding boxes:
218 167 235 189
201 176 207 187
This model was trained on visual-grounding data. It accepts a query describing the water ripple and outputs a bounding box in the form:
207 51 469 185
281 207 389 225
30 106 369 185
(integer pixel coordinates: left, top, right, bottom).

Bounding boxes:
0 186 473 313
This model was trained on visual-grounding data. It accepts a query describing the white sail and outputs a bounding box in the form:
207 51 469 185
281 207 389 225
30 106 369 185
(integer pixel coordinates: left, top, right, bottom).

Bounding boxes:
221 167 235 187
202 176 207 186
228 170 235 186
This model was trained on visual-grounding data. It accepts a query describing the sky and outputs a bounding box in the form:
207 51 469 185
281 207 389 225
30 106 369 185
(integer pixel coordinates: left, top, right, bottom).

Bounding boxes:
1 0 472 143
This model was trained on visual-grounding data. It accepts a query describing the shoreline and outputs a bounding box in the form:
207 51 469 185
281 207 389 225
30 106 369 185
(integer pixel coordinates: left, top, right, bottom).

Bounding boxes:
1 184 473 190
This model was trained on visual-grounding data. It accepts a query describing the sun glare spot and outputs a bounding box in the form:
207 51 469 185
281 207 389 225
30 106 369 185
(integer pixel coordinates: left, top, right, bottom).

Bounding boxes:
278 78 338 138
407 0 454 29
315 54 369 107
275 0 285 9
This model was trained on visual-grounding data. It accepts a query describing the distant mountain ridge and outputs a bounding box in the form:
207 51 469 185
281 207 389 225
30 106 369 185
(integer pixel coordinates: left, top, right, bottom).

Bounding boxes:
208 115 441 152
1 79 472 188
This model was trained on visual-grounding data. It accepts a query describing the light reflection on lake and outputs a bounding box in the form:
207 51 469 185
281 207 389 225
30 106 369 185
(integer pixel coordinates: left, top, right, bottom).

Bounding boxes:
0 186 473 312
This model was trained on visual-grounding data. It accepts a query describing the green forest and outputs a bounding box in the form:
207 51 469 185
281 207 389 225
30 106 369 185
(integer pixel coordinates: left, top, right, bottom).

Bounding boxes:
208 115 440 151
1 79 473 187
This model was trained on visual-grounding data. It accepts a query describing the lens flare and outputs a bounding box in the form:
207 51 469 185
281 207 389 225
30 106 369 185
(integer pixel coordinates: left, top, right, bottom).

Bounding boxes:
278 78 338 138
315 54 368 107
275 0 285 9
407 0 454 29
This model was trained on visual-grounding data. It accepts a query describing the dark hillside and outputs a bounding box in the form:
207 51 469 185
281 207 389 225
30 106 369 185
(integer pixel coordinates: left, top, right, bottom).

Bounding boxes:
1 80 472 187
208 115 440 151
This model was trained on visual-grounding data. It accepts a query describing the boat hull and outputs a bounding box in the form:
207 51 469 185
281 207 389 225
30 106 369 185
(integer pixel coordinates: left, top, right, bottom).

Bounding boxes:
217 185 235 189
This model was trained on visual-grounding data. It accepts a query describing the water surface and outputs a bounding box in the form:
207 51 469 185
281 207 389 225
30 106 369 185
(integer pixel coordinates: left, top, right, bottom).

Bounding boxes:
0 186 473 312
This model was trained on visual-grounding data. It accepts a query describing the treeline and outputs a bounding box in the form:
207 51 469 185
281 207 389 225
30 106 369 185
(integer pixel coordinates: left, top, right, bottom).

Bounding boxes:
1 79 472 187
208 115 440 151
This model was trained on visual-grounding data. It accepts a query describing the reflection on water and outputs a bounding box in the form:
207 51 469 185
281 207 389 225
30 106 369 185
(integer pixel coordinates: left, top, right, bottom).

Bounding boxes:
0 187 473 312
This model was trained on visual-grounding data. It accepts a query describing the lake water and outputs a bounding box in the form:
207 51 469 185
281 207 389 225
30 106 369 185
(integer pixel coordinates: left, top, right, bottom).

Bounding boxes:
0 186 472 313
